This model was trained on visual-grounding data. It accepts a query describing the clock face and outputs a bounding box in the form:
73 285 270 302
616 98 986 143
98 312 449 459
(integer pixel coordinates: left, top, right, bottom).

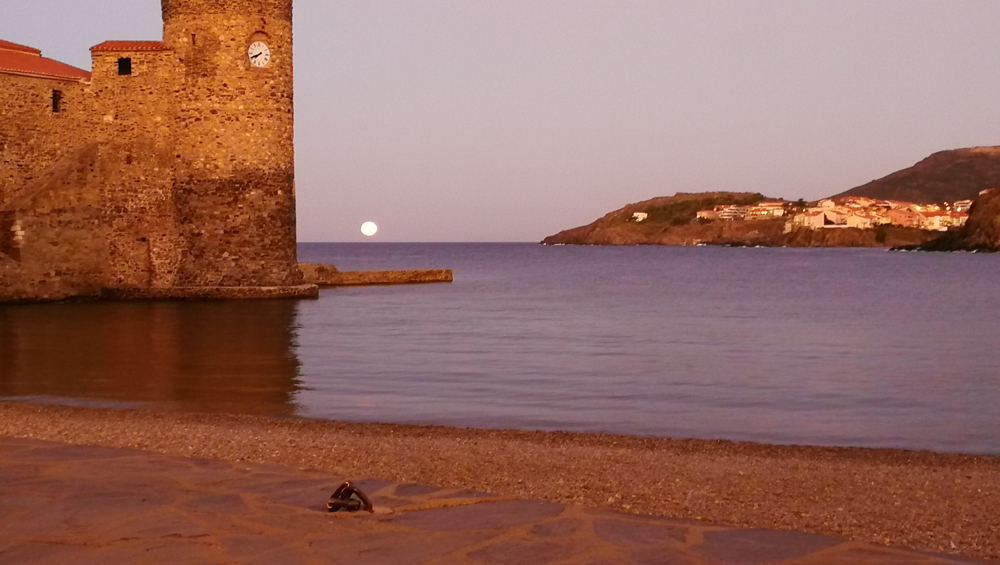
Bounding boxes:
248 42 271 68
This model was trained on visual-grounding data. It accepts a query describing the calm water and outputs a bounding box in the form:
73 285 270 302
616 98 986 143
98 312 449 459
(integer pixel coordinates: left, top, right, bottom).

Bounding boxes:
2 244 999 454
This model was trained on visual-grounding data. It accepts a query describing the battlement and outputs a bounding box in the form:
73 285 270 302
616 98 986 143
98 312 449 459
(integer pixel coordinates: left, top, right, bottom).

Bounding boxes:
161 0 292 20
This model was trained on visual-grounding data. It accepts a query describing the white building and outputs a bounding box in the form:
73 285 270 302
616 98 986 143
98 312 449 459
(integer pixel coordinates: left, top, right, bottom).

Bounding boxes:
953 200 974 213
717 206 748 220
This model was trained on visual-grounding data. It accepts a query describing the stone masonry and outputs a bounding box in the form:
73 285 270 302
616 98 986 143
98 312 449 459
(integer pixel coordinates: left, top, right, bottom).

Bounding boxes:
0 0 304 301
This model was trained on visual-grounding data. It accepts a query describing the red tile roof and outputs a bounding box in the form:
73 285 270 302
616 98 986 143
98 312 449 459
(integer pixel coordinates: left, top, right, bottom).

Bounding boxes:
0 40 90 82
0 39 42 55
90 41 170 53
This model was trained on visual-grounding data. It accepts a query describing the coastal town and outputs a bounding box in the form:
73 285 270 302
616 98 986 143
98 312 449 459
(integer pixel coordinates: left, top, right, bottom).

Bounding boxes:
553 145 1000 250
687 190 996 233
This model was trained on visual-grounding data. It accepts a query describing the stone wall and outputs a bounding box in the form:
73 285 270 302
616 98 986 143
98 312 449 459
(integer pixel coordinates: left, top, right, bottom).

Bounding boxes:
164 0 300 287
0 144 109 301
0 73 88 206
1 0 305 301
100 284 317 300
89 49 176 141
89 48 180 288
299 264 454 287
162 0 293 20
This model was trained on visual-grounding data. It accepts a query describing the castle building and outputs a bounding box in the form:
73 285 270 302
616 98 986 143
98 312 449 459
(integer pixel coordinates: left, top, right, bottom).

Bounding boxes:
0 0 313 301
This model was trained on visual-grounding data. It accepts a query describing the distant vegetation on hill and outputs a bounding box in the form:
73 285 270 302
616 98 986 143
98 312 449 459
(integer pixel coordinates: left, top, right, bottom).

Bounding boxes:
835 147 1000 204
541 191 934 248
645 193 764 225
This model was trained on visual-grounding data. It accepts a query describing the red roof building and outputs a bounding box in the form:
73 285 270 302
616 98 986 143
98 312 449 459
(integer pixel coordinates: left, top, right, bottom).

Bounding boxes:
0 39 42 55
0 39 90 82
90 41 169 53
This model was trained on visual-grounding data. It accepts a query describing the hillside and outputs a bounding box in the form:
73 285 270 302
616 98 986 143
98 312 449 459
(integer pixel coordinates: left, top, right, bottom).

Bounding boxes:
911 190 1000 252
835 146 1000 204
541 192 935 248
542 192 764 246
543 146 999 248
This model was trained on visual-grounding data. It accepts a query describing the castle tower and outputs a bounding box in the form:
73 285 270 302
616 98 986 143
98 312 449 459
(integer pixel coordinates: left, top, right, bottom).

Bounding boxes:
161 0 300 287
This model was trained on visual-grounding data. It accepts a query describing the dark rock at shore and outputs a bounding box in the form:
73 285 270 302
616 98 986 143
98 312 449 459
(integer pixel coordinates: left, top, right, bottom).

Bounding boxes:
902 190 1000 252
780 225 935 248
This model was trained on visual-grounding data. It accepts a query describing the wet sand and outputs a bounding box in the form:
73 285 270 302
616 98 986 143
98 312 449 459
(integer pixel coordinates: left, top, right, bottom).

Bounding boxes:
1 402 997 561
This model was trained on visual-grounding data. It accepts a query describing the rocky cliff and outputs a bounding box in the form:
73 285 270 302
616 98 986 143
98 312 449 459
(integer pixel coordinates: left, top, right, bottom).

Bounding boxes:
910 190 1000 252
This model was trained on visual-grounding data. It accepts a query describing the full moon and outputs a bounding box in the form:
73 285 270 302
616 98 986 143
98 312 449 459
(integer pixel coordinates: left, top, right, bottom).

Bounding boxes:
361 222 378 237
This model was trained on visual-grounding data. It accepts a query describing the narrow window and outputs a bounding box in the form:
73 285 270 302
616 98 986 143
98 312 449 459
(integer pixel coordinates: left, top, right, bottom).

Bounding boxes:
51 90 63 113
118 57 132 76
191 34 196 46
0 211 19 262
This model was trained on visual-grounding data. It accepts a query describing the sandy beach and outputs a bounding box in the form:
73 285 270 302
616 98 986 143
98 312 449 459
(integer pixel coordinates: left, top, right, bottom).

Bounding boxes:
1 401 997 561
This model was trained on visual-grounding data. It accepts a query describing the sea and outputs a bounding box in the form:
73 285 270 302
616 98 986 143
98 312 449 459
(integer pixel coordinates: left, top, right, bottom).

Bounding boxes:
1 243 998 455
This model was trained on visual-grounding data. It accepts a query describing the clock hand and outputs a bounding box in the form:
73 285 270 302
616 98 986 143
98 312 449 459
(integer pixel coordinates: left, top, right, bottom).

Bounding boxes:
251 53 262 59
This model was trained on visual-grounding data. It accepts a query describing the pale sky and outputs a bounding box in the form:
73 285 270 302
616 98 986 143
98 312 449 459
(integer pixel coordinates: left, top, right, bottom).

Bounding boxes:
4 1 1000 242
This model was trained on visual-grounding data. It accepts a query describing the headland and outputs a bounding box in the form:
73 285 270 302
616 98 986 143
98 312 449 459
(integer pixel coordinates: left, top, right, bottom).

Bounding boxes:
543 147 1000 249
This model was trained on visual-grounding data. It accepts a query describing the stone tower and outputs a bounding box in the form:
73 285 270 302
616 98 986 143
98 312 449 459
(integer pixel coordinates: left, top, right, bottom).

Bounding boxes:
161 0 300 287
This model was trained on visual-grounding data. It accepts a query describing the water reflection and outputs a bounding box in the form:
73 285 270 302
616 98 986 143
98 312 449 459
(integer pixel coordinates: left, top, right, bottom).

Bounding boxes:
3 244 1000 455
0 300 302 415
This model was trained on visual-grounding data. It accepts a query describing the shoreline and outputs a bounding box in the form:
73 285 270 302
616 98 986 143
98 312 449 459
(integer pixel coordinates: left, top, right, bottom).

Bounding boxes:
2 401 998 560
